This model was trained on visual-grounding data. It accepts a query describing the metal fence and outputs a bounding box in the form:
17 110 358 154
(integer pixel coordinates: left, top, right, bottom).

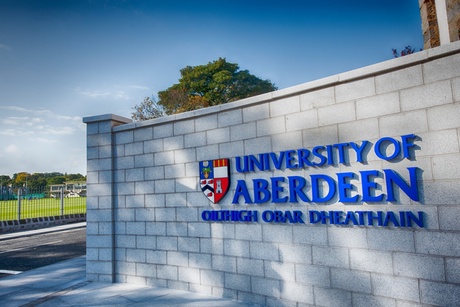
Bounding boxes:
0 186 86 221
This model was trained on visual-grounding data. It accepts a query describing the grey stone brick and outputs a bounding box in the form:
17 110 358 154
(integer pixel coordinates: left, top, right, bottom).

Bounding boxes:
235 224 262 242
218 109 242 127
219 141 245 158
367 229 415 252
420 280 460 306
270 96 300 117
224 239 250 257
243 103 270 122
336 77 375 103
179 267 200 283
157 236 178 251
257 117 285 137
134 127 153 142
352 293 396 307
212 255 237 273
146 221 166 236
318 101 356 126
174 119 195 135
350 249 393 274
225 272 250 291
167 251 188 266
174 148 196 163
423 52 460 83
230 122 256 141
278 243 312 264
154 123 173 139
372 274 420 302
415 231 460 257
393 252 445 281
156 265 178 280
154 179 175 193
166 222 187 236
207 127 230 144
314 287 352 307
189 252 211 269
401 80 453 111
200 269 224 287
280 281 313 304
126 248 146 263
285 109 318 132
300 87 335 110
356 92 400 119
125 142 143 156
251 276 281 298
262 224 293 243
250 242 279 261
184 131 207 148
331 268 371 293
195 114 218 132
312 246 349 269
377 64 424 94
446 258 460 284
295 264 330 287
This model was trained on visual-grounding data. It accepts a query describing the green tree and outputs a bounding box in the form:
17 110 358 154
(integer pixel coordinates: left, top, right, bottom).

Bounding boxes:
134 58 277 119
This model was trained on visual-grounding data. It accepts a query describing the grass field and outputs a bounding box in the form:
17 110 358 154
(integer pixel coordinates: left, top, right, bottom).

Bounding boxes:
0 197 86 221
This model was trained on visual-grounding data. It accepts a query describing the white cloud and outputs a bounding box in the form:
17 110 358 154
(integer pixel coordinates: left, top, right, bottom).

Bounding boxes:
5 144 20 154
129 85 150 90
0 43 11 50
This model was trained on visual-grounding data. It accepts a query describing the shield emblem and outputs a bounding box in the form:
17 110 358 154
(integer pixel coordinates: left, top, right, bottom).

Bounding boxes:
199 159 230 204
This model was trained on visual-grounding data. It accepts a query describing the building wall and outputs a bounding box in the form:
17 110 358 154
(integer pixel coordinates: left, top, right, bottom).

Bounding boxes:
84 41 460 306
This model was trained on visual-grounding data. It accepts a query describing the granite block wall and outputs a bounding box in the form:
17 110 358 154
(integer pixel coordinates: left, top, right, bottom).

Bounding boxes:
84 41 460 306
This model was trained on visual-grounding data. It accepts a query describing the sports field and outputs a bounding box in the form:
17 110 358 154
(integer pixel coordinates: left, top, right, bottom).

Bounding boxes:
0 197 86 221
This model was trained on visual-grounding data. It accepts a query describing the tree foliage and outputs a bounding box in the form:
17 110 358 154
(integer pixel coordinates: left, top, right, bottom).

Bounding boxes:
131 97 165 121
132 58 277 120
0 172 85 188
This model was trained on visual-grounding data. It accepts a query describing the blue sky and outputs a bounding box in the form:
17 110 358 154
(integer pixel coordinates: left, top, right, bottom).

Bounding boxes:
0 0 423 177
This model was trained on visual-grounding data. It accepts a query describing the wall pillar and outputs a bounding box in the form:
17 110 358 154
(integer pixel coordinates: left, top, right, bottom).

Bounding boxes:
83 114 131 282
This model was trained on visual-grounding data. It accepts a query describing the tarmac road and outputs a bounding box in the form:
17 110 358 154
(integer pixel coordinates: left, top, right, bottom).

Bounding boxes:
0 224 86 278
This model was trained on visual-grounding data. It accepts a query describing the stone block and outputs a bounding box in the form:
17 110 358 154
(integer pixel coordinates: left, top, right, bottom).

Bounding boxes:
285 109 318 132
314 287 352 307
200 269 224 287
292 225 327 245
327 227 368 249
189 252 211 269
224 239 250 257
423 53 460 83
372 274 420 302
212 255 237 273
356 92 400 119
352 293 396 307
262 224 293 243
318 101 356 126
167 251 188 266
393 252 445 281
234 224 262 242
380 109 429 137
146 250 167 265
279 281 313 304
174 119 195 135
300 87 336 110
338 117 379 142
156 265 178 280
249 241 279 261
195 114 218 132
225 272 250 291
184 131 207 148
295 264 330 287
230 122 256 141
376 65 423 94
179 267 200 283
265 261 295 282
428 103 460 131
218 109 242 127
134 154 154 168
174 148 196 163
331 268 371 293
251 276 281 298
350 249 393 274
335 77 375 103
126 248 146 263
278 243 311 264
126 222 146 235
415 231 460 256
439 205 460 231
400 80 453 111
153 123 173 139
312 246 349 269
134 127 152 142
270 96 300 117
126 168 144 182
157 236 178 251
257 117 286 137
178 237 200 253
116 156 134 169
243 103 270 122
207 127 230 144
154 179 175 193
367 228 415 252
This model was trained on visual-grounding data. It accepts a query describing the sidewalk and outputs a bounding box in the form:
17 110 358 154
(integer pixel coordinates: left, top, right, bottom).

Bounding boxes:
1 256 258 306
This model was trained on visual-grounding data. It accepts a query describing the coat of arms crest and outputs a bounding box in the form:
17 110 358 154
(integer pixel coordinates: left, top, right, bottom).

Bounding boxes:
199 159 230 204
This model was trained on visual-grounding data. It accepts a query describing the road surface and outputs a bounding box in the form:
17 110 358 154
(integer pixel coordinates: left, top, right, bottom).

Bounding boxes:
0 226 86 278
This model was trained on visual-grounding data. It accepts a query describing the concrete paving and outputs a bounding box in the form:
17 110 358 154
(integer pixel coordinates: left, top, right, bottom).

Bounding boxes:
0 224 258 306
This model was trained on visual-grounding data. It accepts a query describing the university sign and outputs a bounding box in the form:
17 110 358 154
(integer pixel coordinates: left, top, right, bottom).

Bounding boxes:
200 134 425 228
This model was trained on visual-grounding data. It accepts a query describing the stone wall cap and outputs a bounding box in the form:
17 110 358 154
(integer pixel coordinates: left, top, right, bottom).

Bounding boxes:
83 114 132 124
